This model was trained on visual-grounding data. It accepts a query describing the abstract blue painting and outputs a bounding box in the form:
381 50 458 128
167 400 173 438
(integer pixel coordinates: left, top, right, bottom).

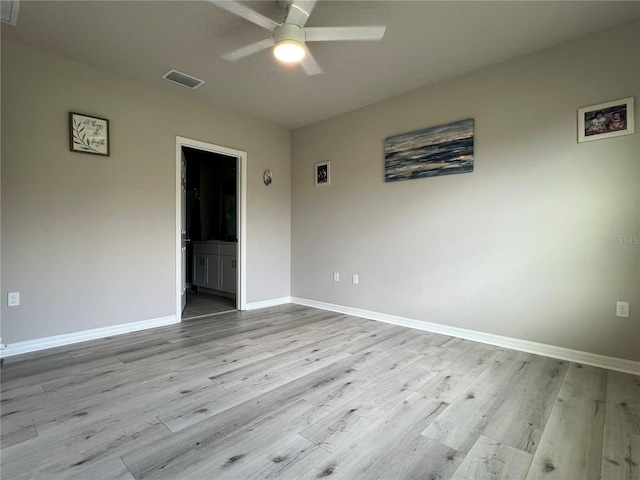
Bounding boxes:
384 119 474 182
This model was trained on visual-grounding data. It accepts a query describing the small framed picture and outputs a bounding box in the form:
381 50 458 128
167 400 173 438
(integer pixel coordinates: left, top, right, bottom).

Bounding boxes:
69 112 110 156
578 97 634 143
315 161 331 186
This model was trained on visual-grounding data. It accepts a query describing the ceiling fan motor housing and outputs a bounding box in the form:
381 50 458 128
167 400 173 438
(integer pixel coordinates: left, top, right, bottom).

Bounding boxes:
274 23 306 45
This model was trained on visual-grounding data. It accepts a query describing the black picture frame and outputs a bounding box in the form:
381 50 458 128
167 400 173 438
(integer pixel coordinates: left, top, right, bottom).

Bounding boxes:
315 161 330 186
69 112 110 156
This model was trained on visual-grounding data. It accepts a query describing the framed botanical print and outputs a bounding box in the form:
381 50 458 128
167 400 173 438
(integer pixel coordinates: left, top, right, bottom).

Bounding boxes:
69 112 110 156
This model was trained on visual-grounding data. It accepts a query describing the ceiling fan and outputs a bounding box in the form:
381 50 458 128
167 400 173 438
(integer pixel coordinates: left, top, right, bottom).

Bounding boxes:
208 0 386 75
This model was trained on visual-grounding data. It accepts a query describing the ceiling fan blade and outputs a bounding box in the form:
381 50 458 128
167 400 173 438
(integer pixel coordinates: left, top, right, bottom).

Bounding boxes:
305 26 386 42
285 0 316 27
300 48 323 76
207 0 279 32
222 38 275 62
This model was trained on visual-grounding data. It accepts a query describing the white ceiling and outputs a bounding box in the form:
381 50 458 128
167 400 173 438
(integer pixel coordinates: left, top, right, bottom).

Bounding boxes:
2 1 639 129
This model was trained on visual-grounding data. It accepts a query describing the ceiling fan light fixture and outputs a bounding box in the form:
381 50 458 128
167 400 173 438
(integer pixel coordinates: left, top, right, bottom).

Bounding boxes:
272 23 306 64
273 39 305 63
214 1 386 75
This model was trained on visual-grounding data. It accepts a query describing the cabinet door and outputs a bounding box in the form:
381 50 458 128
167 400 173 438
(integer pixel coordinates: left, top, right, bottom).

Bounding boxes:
193 254 208 287
220 256 237 294
207 254 221 290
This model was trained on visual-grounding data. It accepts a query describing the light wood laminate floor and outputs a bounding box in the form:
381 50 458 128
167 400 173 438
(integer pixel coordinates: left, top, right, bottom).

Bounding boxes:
1 304 638 480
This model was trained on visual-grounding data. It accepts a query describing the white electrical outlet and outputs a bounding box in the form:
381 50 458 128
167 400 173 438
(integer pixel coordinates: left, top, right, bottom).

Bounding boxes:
333 272 340 282
8 292 20 307
352 274 359 285
616 301 629 318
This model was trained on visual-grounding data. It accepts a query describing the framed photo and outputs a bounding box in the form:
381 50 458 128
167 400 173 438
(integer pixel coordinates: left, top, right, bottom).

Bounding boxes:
578 97 634 143
69 112 110 156
315 161 330 186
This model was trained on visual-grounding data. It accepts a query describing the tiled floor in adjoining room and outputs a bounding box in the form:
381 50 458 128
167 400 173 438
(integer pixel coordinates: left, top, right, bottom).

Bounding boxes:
182 290 236 320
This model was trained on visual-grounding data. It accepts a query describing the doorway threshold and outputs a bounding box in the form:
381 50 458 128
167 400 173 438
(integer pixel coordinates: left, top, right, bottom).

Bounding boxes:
183 310 237 322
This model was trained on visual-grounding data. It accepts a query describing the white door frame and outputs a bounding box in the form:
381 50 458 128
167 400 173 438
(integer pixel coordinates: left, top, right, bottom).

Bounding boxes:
175 136 247 320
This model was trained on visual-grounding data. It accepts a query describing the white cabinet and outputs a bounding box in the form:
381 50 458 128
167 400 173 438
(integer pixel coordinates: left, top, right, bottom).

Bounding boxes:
193 254 208 287
220 255 237 294
193 253 220 290
192 242 236 294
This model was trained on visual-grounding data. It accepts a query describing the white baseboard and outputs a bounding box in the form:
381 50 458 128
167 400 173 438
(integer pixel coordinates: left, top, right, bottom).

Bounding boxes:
4 299 638 377
291 297 640 376
244 296 292 310
0 296 290 357
0 315 178 358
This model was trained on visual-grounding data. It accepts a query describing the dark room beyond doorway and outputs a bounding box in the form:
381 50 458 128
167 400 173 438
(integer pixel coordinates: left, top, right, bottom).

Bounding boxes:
182 146 238 319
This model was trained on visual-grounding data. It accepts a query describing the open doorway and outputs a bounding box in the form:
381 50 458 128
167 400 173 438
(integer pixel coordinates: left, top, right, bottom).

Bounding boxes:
183 146 236 319
175 137 247 321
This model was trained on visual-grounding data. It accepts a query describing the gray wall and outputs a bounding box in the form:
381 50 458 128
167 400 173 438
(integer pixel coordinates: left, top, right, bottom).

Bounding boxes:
1 40 291 343
291 19 640 361
2 20 638 362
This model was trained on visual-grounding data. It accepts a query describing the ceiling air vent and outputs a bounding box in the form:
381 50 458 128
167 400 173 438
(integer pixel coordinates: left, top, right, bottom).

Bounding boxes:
162 69 205 89
1 0 19 26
